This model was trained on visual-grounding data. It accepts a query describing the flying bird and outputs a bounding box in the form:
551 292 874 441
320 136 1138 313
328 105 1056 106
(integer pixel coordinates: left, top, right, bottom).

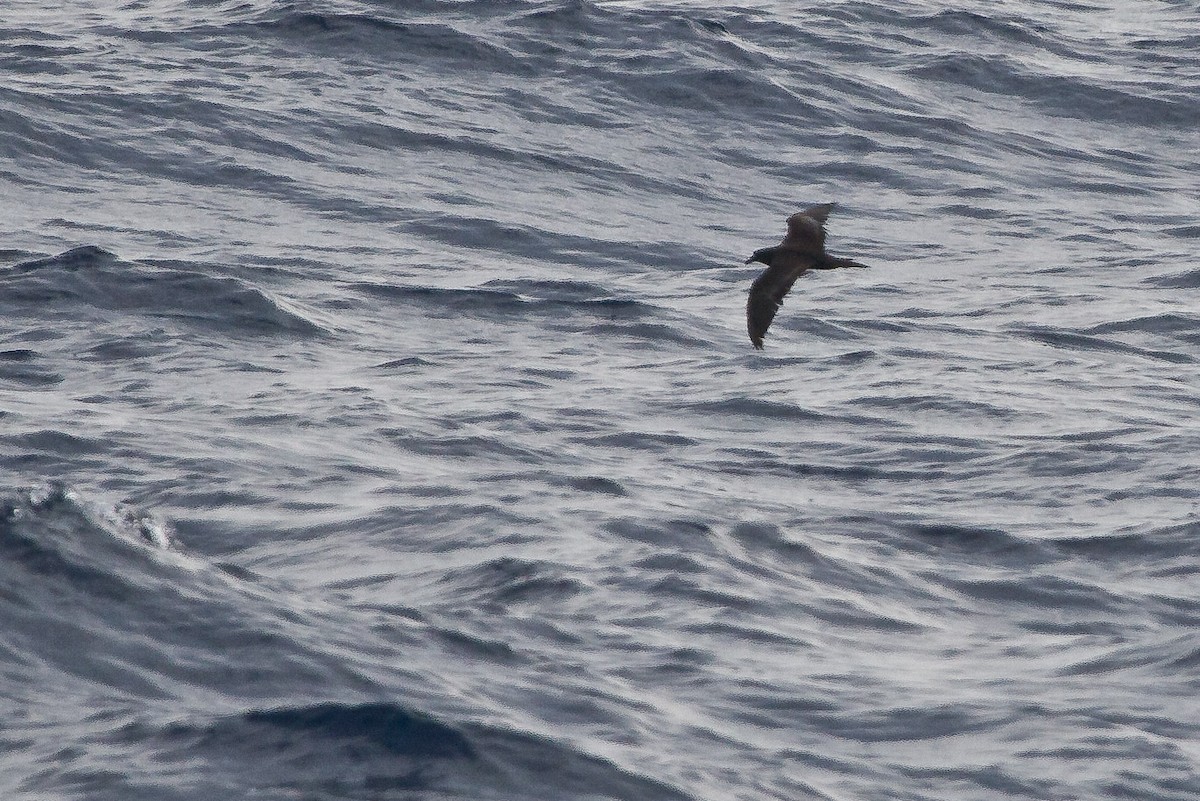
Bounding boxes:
744 204 868 349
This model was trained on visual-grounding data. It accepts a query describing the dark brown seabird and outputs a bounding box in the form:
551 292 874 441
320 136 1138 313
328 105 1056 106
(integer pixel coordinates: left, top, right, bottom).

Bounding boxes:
745 203 868 349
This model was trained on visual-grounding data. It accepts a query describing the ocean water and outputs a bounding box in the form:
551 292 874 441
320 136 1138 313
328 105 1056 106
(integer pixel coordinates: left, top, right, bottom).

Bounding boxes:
2 0 1199 798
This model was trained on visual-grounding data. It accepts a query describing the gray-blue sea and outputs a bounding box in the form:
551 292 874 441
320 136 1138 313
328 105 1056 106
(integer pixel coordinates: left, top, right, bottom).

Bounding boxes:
3 1 1199 799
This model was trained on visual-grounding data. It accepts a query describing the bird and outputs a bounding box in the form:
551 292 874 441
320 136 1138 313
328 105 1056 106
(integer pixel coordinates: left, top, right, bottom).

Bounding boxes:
744 203 869 349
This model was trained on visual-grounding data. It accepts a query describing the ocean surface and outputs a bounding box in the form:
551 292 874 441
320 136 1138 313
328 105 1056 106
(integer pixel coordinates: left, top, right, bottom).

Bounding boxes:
2 1 1199 799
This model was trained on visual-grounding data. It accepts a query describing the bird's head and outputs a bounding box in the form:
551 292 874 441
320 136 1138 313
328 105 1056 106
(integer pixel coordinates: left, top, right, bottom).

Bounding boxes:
745 247 773 266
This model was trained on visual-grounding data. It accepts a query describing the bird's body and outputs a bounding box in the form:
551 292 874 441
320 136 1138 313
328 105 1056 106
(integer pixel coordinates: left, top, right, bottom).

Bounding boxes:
745 204 868 349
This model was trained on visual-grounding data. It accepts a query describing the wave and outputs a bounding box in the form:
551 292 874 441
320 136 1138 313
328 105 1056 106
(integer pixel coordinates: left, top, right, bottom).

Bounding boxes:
1013 322 1195 364
0 347 62 388
2 246 326 336
351 278 660 326
2 485 687 800
96 694 691 801
0 484 340 699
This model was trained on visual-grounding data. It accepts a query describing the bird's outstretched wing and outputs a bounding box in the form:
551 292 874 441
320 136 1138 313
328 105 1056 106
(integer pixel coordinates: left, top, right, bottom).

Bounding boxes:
812 255 870 270
746 250 814 349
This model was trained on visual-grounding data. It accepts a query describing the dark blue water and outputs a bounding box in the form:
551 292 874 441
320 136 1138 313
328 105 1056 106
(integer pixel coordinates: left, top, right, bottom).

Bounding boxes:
3 2 1199 799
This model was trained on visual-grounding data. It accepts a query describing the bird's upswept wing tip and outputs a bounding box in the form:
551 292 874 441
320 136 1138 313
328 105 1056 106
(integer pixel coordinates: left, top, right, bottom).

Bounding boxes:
797 202 836 226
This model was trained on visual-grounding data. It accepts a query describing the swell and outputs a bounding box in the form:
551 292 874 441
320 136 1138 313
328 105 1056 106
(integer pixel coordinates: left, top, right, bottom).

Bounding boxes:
2 246 324 336
1 486 689 800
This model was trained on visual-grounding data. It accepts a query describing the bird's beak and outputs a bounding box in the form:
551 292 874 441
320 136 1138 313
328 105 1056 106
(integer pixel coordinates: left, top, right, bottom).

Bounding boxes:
744 255 755 264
